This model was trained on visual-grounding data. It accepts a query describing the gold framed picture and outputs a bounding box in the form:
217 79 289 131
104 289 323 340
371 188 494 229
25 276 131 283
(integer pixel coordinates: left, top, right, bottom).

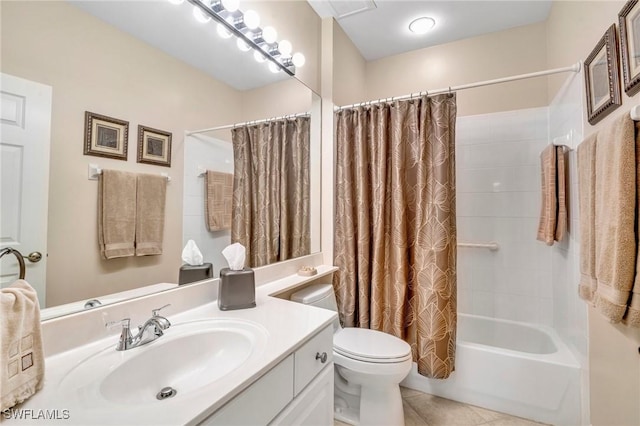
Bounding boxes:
584 24 622 125
84 111 129 160
137 125 172 167
619 0 640 95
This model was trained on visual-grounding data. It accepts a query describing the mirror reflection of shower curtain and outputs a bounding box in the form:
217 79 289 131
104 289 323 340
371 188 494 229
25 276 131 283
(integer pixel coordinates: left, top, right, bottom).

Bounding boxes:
334 94 457 379
231 117 310 268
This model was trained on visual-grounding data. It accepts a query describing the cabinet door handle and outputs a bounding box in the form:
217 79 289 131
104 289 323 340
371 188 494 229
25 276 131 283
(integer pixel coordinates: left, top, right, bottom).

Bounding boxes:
315 352 328 363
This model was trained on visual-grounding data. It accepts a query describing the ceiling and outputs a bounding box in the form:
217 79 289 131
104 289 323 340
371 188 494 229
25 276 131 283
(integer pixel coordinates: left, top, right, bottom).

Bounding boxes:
308 0 553 61
71 0 289 91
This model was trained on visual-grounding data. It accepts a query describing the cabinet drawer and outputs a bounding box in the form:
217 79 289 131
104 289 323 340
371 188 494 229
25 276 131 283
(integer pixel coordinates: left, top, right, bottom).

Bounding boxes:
294 325 333 396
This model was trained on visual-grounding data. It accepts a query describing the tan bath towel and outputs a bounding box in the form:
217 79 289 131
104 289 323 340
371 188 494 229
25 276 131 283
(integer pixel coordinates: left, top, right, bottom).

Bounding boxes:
99 170 136 259
577 134 597 302
627 122 640 327
593 115 637 323
537 145 558 245
1 280 44 411
205 170 233 231
555 146 568 242
135 173 167 256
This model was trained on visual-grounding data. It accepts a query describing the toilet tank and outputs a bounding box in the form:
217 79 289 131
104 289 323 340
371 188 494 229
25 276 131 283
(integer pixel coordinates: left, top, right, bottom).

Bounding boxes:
290 284 338 311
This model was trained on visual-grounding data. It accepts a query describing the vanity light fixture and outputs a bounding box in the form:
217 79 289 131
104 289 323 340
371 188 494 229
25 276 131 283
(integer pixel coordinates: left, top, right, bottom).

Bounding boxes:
173 0 304 75
409 16 436 34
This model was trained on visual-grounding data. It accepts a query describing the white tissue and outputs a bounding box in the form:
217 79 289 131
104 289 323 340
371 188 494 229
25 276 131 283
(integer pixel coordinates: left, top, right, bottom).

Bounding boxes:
181 240 204 266
222 243 246 271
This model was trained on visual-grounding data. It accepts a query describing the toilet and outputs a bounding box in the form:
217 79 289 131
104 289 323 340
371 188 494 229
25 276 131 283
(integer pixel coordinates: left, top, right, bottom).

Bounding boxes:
291 284 412 426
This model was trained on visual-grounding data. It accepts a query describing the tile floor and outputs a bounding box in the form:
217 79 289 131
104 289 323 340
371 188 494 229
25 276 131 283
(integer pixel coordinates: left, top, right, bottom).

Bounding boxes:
334 387 546 426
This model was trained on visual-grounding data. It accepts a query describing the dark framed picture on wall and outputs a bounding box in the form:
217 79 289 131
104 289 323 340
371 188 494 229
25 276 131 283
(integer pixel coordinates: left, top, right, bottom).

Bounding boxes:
619 0 640 95
137 125 172 167
83 111 129 160
584 24 622 125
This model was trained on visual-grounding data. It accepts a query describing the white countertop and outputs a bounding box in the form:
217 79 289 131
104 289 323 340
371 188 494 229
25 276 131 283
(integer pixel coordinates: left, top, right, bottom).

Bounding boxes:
3 270 337 425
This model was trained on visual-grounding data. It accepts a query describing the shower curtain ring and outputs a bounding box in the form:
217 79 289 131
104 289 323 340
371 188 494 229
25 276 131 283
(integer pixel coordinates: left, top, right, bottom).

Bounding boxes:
448 86 452 94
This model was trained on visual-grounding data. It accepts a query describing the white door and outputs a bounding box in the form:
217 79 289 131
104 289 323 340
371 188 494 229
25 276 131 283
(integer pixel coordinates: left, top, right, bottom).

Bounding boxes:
0 73 52 307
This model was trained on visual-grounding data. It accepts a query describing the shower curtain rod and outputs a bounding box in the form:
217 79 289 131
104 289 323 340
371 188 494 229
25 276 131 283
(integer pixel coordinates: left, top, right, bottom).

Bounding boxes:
334 62 582 111
186 112 310 136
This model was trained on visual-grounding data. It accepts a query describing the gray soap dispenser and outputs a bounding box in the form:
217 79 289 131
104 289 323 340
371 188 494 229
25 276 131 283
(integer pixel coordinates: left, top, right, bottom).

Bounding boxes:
218 243 256 310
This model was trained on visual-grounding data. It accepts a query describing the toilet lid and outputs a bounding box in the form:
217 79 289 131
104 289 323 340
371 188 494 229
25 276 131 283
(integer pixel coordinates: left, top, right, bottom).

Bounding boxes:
334 328 412 362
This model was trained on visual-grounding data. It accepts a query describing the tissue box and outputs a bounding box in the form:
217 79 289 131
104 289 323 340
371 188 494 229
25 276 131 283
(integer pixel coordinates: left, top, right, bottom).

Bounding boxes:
179 263 213 285
218 267 256 310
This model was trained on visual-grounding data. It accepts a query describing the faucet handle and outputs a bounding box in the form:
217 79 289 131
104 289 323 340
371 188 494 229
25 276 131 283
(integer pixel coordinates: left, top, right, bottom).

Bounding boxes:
152 304 171 317
106 318 131 330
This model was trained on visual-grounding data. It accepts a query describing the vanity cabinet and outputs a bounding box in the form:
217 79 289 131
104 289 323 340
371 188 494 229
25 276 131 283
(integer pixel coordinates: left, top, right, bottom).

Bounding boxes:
200 324 334 426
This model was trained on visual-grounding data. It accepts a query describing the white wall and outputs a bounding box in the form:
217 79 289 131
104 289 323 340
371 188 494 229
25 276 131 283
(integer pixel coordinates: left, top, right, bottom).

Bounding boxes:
456 107 552 324
183 134 234 277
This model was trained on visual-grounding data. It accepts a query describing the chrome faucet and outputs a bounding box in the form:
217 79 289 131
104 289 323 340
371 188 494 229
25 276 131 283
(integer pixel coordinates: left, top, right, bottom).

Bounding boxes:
106 304 171 351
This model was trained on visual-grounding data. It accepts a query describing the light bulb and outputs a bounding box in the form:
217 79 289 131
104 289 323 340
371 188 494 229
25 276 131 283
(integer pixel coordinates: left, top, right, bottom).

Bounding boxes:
409 17 436 34
254 51 267 63
167 0 184 5
278 40 292 56
192 6 211 23
236 38 250 52
268 61 280 73
221 0 239 12
243 10 260 30
262 26 277 44
292 52 305 67
217 23 232 39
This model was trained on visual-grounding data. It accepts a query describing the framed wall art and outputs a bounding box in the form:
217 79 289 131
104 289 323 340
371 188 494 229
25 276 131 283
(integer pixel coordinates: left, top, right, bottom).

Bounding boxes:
584 24 622 125
84 111 129 160
619 0 640 95
137 125 172 167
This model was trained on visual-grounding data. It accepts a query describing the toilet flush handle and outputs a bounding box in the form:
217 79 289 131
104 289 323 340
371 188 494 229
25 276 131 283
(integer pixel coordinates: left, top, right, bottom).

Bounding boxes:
315 352 328 363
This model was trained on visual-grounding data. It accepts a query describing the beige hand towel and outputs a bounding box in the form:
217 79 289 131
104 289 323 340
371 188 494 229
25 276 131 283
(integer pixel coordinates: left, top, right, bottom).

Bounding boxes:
135 173 167 256
593 114 637 323
1 280 44 411
205 170 233 231
99 170 136 259
577 134 597 302
537 145 557 245
555 146 568 242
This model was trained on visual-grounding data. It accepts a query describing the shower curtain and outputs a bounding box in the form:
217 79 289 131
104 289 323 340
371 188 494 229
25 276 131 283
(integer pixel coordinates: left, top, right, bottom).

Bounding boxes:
231 116 310 267
334 94 457 379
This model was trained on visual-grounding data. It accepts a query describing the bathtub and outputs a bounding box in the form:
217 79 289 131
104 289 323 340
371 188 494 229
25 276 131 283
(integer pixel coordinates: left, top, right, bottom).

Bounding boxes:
401 314 582 425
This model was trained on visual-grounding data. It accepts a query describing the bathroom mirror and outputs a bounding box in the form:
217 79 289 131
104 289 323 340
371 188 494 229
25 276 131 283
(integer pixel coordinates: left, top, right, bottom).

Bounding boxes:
0 0 321 319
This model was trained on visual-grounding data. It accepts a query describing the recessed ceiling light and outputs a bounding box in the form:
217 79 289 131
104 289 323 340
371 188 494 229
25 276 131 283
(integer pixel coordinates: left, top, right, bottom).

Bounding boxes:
409 17 436 34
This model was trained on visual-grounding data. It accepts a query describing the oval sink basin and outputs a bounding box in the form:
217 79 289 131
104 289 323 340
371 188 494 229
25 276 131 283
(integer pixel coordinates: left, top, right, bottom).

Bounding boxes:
58 318 268 406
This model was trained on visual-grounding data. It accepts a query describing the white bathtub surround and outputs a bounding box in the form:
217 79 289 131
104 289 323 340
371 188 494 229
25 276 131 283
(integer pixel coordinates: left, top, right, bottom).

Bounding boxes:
401 314 581 425
9 255 337 425
456 107 552 325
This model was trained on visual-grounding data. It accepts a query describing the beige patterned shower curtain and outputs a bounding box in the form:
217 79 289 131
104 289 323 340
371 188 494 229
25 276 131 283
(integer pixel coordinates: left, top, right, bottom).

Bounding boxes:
231 116 310 267
334 94 457 379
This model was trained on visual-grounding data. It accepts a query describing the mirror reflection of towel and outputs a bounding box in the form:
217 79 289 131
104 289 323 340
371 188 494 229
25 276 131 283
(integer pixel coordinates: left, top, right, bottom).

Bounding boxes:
135 173 167 256
99 170 136 259
0 280 44 411
205 170 233 231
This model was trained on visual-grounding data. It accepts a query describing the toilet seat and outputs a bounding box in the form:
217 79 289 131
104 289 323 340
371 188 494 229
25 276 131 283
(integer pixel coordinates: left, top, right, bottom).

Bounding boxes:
334 327 412 364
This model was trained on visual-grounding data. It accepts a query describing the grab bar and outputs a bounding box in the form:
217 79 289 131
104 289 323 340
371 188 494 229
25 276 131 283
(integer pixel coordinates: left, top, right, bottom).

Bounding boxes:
0 247 26 279
458 242 499 251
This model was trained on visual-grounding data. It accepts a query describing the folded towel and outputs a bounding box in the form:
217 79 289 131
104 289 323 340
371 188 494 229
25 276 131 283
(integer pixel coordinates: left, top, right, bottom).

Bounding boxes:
555 146 568 242
99 170 136 259
205 170 233 231
626 122 640 327
577 134 597 302
1 280 44 411
537 145 558 245
135 173 167 256
593 115 637 323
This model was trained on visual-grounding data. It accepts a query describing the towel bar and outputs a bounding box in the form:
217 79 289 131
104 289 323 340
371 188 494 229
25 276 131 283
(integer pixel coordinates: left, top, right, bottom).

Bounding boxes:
458 242 499 251
88 163 171 182
0 247 26 279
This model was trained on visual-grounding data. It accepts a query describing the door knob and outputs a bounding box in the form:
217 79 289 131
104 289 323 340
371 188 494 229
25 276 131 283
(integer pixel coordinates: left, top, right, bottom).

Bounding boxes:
23 251 42 263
